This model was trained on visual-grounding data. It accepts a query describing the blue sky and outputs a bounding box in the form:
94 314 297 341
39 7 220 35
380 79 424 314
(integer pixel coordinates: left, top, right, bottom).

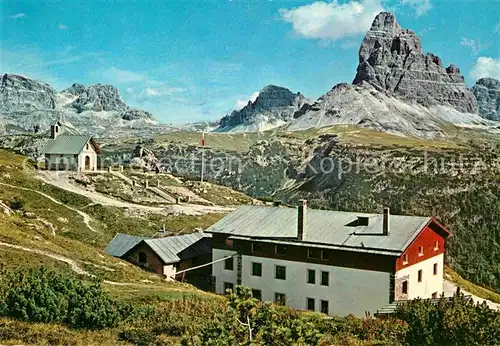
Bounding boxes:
1 0 499 124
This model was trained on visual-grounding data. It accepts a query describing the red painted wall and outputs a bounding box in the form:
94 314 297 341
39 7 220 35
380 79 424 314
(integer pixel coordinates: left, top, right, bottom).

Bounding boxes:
395 224 445 271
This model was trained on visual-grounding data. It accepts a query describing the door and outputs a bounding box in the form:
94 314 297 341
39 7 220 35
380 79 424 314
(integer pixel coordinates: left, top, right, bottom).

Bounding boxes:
84 156 91 171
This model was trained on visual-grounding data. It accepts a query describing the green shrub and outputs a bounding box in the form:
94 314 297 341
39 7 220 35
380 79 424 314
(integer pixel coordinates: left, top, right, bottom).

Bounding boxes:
395 293 500 345
9 197 24 210
0 267 131 330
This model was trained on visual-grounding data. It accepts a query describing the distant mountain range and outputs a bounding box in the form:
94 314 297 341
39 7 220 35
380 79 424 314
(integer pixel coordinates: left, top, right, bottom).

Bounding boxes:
1 12 498 139
215 12 499 137
0 73 175 137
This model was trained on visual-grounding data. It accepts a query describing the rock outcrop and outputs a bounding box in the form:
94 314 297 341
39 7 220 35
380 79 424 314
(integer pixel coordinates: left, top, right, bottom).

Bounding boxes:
0 74 56 112
353 12 477 114
217 85 310 132
120 108 154 121
70 84 128 113
472 78 500 121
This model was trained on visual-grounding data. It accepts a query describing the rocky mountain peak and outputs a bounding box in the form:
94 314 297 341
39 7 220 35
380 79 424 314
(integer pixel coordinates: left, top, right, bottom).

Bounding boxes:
353 12 477 114
472 78 500 121
61 83 86 96
217 85 310 131
0 73 57 112
70 83 128 113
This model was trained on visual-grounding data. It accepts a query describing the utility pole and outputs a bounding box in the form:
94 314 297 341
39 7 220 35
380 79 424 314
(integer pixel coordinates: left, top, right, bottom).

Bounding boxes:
201 132 205 182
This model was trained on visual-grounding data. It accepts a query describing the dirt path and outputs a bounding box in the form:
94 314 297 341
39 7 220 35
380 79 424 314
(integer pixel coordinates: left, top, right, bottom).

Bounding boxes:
0 241 135 286
443 279 500 310
37 171 233 215
0 181 99 233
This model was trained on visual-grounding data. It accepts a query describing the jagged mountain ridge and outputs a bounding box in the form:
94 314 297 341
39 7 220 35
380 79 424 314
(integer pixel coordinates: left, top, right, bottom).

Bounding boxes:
287 12 497 138
0 73 156 137
472 78 500 121
352 12 477 113
215 12 497 137
216 85 310 132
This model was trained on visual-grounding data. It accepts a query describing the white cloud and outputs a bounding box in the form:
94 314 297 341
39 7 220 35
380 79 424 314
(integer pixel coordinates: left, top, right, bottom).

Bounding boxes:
58 24 68 30
146 87 160 96
279 0 384 41
9 13 26 19
460 38 483 55
234 91 260 110
102 67 146 84
401 0 432 16
470 57 500 81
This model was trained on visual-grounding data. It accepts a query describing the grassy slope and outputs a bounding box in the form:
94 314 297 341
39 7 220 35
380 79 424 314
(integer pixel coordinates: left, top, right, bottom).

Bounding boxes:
0 149 222 282
0 149 227 344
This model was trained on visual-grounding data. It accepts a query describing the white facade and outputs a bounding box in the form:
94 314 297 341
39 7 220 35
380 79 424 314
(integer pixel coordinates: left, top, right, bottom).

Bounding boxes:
45 141 98 172
213 249 392 317
395 253 444 300
77 142 98 171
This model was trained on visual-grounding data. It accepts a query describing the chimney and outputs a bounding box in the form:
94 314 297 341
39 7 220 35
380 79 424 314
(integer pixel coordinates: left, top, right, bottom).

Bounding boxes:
273 201 282 207
383 207 390 235
297 200 307 241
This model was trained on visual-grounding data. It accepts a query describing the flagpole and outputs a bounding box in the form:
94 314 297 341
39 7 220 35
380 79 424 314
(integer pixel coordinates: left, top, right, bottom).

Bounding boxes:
201 132 205 182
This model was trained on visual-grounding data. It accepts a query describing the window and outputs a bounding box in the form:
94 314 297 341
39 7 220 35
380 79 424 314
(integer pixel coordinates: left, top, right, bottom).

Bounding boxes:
308 248 319 259
321 250 330 260
434 240 439 251
55 126 59 133
138 252 147 263
274 292 286 306
223 282 234 293
275 245 287 255
418 246 424 256
321 271 329 286
403 254 409 265
252 262 262 277
418 270 423 282
224 257 234 271
307 269 316 284
275 265 286 280
433 263 438 275
307 298 315 311
320 300 329 314
402 280 408 294
252 289 262 301
86 143 89 150
252 242 262 253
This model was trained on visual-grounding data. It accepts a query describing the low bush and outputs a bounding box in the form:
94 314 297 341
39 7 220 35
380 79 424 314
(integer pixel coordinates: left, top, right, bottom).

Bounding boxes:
0 267 132 330
8 196 24 210
395 293 500 345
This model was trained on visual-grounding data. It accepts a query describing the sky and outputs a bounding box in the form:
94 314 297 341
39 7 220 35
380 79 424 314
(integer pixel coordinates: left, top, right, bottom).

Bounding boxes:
1 0 499 124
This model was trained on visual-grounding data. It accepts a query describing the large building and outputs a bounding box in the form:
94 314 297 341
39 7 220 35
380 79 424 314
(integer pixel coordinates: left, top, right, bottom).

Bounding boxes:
41 119 99 171
206 201 451 317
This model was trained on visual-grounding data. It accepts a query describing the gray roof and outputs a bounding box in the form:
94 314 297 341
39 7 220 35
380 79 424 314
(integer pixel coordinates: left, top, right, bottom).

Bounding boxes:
105 232 212 265
206 205 435 255
105 233 150 257
41 135 92 155
143 232 211 264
